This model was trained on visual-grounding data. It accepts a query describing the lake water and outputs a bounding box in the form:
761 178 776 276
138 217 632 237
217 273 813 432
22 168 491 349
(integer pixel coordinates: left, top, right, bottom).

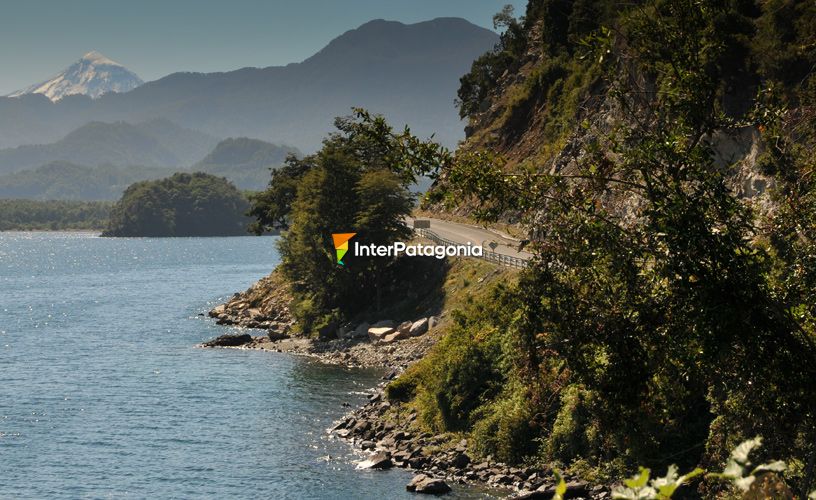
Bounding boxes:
0 232 492 499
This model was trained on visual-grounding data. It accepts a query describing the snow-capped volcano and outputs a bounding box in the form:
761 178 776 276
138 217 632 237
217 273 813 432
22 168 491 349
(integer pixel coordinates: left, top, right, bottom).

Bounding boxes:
8 51 143 101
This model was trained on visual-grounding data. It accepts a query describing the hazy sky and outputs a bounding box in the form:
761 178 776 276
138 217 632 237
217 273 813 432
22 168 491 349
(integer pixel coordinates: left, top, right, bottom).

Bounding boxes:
0 0 526 95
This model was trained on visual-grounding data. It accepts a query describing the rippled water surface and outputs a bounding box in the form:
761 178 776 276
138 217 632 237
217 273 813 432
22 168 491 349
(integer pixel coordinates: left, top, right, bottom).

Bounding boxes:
0 233 492 499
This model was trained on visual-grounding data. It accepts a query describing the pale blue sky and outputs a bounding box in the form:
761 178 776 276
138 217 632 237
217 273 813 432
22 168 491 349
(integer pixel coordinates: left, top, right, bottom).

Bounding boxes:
0 0 525 95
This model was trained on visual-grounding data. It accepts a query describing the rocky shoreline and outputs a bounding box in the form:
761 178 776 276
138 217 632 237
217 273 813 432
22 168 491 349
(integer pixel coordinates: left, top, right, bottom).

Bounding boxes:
332 384 612 499
203 273 609 498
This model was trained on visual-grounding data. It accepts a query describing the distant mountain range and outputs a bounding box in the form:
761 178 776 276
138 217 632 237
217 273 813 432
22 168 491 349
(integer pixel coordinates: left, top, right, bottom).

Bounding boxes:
0 133 300 200
0 18 498 152
0 161 171 201
7 51 143 101
0 119 218 175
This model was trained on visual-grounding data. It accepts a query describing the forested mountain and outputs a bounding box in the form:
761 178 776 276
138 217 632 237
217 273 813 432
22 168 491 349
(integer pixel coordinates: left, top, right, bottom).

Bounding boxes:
192 138 299 190
0 119 218 175
0 18 499 152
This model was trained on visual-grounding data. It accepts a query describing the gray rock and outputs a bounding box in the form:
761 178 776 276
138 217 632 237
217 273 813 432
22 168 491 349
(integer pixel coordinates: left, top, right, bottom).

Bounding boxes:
397 320 413 334
358 451 392 469
517 480 590 499
381 329 410 344
267 330 290 341
428 316 441 330
408 475 452 494
202 333 252 347
407 474 430 491
451 453 470 469
350 322 370 338
368 326 395 342
409 318 429 337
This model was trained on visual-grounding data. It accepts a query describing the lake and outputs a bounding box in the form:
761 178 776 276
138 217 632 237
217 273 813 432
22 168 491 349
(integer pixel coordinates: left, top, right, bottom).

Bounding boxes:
0 232 493 499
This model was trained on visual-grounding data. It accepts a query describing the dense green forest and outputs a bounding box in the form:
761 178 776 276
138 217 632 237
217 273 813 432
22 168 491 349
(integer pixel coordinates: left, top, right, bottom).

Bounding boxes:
249 110 445 332
103 172 250 237
0 199 112 230
402 0 816 496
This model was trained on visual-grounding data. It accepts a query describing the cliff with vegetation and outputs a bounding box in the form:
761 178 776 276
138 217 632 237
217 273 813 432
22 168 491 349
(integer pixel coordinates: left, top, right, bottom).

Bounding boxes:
410 0 816 496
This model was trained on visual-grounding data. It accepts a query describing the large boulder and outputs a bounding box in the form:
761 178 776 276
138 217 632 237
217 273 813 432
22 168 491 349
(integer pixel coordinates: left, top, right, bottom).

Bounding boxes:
202 333 252 347
368 326 395 342
208 304 226 317
382 329 410 344
396 321 412 334
409 318 429 337
406 474 451 494
358 451 392 470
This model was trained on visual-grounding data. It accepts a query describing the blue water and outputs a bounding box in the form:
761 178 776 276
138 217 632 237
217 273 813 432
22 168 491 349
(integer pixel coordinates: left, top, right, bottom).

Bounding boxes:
0 232 492 499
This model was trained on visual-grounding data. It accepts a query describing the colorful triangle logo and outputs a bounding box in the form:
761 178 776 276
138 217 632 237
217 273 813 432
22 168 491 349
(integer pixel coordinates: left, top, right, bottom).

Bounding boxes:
332 233 356 265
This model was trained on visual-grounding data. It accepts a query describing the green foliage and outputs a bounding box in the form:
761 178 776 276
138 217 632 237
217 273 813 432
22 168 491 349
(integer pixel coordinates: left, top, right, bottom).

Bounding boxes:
0 199 112 230
612 466 704 500
247 154 314 233
611 437 787 499
103 172 250 237
267 109 449 332
423 0 816 494
456 5 527 119
456 0 608 122
552 469 567 500
710 436 787 492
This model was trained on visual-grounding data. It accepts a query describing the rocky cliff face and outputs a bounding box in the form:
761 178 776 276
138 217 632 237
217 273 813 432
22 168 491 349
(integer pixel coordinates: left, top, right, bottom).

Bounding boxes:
441 8 792 223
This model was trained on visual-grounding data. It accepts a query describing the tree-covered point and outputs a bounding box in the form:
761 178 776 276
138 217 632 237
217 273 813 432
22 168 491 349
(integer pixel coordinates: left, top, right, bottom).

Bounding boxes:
249 109 449 332
103 172 250 237
0 199 112 231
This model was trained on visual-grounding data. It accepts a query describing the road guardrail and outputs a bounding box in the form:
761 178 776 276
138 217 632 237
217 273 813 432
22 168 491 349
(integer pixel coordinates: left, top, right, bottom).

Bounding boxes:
414 227 529 269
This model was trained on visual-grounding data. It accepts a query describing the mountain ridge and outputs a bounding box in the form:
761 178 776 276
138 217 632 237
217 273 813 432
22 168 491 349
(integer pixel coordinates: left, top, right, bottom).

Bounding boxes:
0 18 499 151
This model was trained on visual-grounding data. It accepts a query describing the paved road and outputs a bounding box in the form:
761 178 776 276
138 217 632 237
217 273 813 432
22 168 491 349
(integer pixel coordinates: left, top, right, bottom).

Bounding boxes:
409 217 534 260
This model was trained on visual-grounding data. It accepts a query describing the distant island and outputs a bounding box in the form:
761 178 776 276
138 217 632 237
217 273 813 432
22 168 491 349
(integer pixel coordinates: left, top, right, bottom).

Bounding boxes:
103 172 250 237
